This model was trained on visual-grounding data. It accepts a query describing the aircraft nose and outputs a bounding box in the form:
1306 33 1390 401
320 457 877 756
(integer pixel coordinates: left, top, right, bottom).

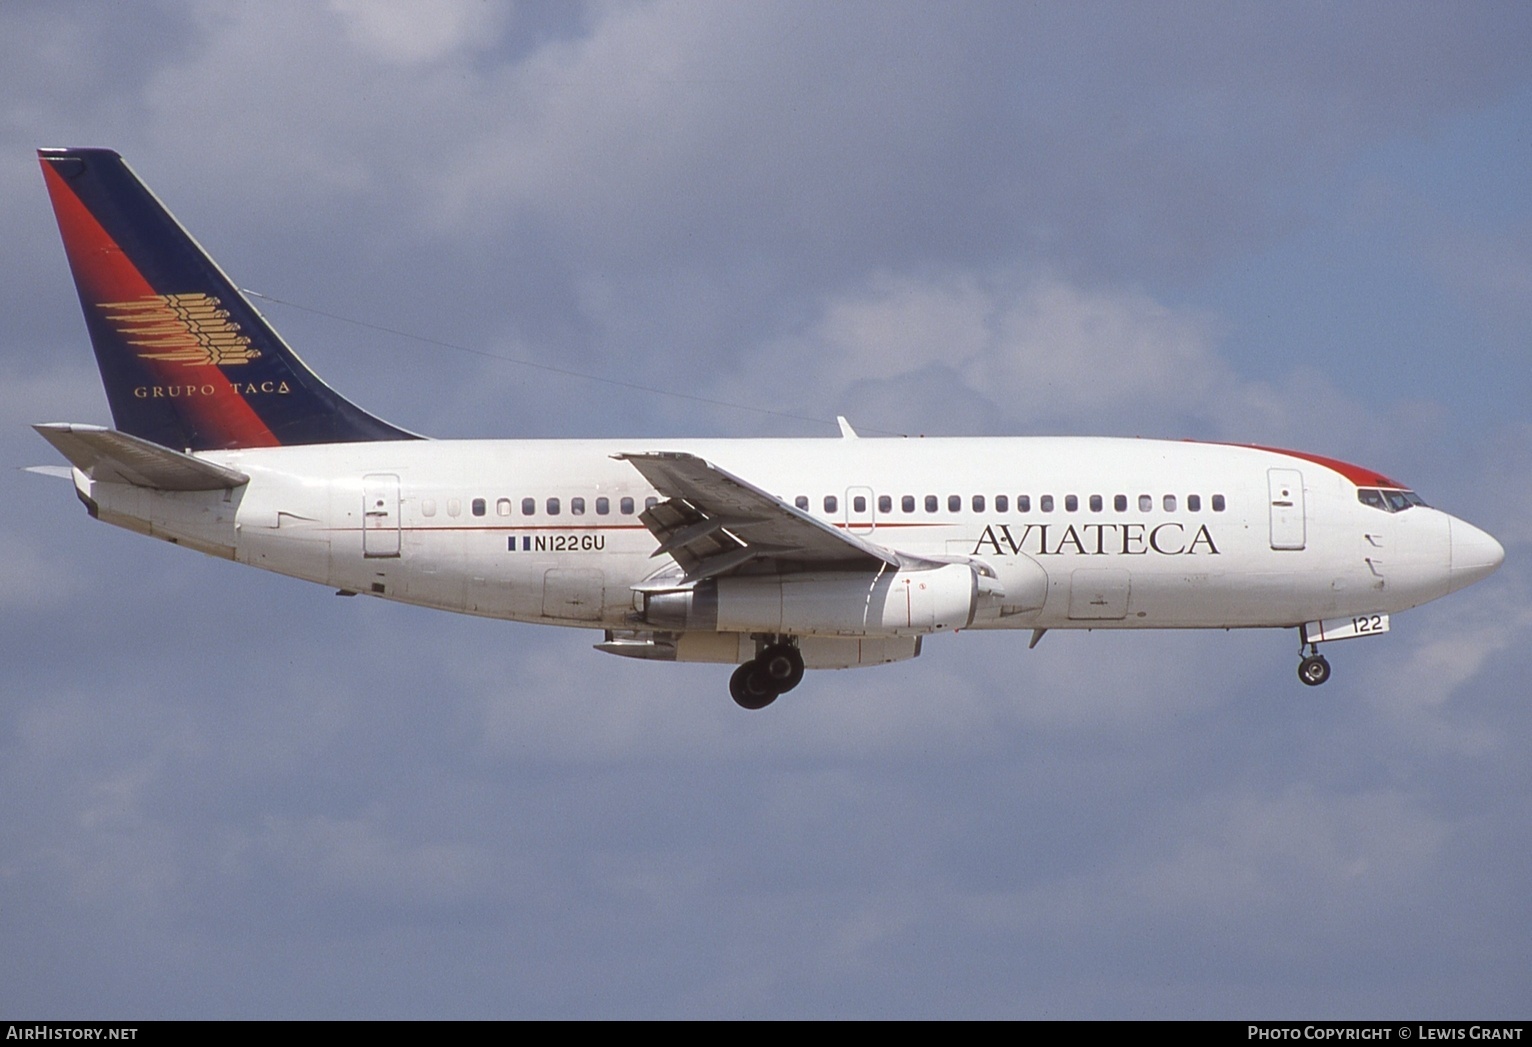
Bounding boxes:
1449 517 1505 592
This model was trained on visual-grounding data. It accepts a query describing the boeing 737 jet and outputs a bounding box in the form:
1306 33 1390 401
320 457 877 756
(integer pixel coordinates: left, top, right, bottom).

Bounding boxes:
31 148 1505 708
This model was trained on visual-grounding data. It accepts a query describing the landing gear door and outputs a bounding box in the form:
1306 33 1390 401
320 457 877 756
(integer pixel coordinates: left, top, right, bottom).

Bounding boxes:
1268 468 1306 551
362 473 401 558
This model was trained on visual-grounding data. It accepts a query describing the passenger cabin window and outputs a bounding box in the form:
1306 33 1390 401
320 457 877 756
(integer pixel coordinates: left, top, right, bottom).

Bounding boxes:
996 494 1008 512
902 495 915 513
571 497 585 516
1064 495 1078 512
925 495 938 513
621 497 635 514
1018 495 1031 512
471 498 486 517
878 494 892 513
447 498 461 517
824 495 838 513
1114 494 1127 512
1040 495 1054 513
973 495 985 512
1089 495 1103 512
1212 494 1226 512
596 497 610 515
853 495 866 513
1187 494 1201 512
795 496 809 510
645 497 658 510
948 494 961 512
521 497 535 516
1163 494 1176 512
546 497 560 515
496 498 512 517
1139 494 1152 512
422 499 437 518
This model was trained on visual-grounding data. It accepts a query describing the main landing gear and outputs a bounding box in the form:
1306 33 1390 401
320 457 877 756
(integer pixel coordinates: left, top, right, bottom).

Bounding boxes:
729 642 805 710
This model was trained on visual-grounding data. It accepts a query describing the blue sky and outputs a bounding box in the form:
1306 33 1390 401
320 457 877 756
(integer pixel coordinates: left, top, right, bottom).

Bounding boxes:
2 0 1529 1018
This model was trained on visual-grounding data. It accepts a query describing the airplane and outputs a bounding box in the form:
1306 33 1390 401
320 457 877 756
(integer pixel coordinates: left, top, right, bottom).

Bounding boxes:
30 147 1506 709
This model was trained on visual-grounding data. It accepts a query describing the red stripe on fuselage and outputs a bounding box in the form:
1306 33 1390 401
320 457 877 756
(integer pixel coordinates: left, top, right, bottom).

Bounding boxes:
1194 440 1406 489
40 158 279 449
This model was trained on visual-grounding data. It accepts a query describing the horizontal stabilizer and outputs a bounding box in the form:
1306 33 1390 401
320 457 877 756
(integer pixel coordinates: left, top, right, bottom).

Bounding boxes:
23 465 75 480
33 422 248 491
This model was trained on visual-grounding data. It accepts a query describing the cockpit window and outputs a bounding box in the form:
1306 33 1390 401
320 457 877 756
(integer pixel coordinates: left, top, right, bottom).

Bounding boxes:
1358 488 1427 513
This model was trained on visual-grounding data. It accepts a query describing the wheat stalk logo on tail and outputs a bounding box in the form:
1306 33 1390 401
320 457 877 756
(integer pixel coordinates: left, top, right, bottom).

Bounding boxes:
98 293 261 367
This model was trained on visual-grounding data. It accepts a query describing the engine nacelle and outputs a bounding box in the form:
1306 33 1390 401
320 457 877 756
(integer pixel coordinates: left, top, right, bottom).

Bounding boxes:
597 629 923 668
642 563 986 636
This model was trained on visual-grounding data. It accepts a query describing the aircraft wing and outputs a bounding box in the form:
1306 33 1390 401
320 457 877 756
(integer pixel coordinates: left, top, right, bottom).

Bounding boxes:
615 451 899 584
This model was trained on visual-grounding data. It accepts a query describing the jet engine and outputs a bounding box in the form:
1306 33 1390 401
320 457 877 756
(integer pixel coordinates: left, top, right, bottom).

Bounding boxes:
640 562 1000 636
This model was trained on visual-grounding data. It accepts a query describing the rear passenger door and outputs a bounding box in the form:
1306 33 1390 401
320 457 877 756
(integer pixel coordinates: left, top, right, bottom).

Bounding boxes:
362 473 401 558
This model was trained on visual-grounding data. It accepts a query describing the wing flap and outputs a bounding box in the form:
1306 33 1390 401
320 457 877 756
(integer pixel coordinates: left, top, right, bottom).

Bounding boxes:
615 451 898 583
34 422 249 491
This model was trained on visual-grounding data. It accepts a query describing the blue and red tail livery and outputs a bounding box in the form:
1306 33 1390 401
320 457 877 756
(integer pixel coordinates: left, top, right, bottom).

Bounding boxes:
38 148 418 450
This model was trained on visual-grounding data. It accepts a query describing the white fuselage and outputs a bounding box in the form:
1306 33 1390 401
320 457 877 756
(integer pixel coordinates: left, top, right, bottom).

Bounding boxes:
76 435 1499 654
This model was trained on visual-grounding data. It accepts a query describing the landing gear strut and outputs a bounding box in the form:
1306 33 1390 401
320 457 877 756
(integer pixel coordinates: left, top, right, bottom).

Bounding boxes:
729 642 805 709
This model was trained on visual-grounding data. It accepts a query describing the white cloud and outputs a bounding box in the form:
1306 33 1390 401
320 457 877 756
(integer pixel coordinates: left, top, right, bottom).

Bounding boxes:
231 809 493 904
961 785 1450 941
0 526 86 611
709 266 1378 442
1364 575 1532 754
329 0 508 66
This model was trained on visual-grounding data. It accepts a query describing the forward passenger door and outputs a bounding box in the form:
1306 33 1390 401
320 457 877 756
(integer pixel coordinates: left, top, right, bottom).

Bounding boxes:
1268 468 1306 551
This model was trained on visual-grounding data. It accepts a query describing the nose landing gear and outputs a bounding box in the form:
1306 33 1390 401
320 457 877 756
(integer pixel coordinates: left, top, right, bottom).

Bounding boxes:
1297 632 1331 686
729 642 805 709
1298 651 1332 686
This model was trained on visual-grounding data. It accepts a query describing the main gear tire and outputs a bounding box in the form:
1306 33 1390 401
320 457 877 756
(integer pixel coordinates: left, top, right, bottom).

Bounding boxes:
759 644 805 693
730 661 779 709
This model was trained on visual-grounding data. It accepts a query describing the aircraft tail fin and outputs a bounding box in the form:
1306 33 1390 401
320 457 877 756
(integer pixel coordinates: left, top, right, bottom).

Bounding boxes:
37 148 420 451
